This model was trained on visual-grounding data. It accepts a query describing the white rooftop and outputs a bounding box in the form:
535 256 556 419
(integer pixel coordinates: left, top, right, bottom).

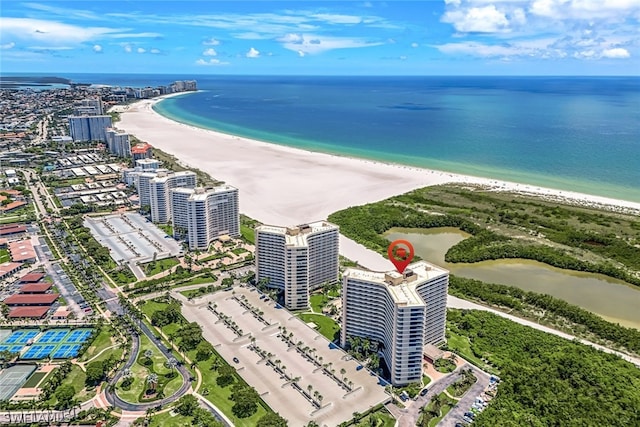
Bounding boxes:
257 221 338 247
344 260 449 307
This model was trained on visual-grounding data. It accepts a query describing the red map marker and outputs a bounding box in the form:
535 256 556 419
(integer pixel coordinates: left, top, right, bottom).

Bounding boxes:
387 239 415 274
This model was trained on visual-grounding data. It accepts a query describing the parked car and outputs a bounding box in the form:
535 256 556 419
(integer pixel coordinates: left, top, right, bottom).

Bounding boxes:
420 388 429 397
233 357 240 363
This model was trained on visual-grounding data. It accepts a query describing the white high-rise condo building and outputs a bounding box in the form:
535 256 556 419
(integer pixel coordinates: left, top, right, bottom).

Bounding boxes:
105 128 131 157
68 115 112 142
149 171 197 223
74 98 104 115
255 222 339 310
341 261 449 386
170 186 240 250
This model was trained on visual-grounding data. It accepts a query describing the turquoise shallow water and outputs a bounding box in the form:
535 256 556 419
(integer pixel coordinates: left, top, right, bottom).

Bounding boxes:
149 76 640 202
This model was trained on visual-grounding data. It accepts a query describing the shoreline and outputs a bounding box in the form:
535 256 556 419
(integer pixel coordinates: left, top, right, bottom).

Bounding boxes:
117 96 640 271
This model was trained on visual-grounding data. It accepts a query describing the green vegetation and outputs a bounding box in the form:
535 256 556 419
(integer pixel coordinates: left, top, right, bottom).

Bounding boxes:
78 326 114 362
298 313 340 341
240 215 260 244
448 309 640 426
181 284 221 299
143 257 179 276
340 406 396 427
449 276 640 356
417 392 457 427
446 368 476 397
0 248 10 263
433 357 456 373
116 333 180 403
140 297 272 426
309 293 330 313
328 184 640 286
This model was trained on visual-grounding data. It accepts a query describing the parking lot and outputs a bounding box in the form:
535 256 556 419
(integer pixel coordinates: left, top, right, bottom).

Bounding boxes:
84 213 182 277
178 286 390 426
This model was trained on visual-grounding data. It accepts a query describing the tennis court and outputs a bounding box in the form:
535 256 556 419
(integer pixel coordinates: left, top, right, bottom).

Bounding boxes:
0 344 24 354
65 329 92 343
36 329 70 344
0 364 36 400
21 344 56 360
3 330 39 345
51 344 81 359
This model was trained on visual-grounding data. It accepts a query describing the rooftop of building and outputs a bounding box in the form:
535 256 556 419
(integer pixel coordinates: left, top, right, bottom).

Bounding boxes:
3 293 60 305
0 224 26 235
257 221 339 247
131 142 153 154
8 306 49 318
186 185 238 201
150 170 196 183
19 282 53 293
343 261 448 307
0 262 22 275
19 272 45 283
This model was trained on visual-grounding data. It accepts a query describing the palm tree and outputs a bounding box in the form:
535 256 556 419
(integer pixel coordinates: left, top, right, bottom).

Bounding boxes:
166 357 178 372
340 368 346 381
307 384 313 396
144 349 153 359
146 373 159 392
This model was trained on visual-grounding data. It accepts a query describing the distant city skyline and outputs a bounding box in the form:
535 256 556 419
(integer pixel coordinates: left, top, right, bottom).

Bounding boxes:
1 1 639 75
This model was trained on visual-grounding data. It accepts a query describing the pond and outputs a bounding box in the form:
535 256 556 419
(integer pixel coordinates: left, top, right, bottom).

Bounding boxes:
385 227 640 329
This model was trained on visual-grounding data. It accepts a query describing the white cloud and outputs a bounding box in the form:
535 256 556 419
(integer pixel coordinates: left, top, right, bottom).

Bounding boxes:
195 58 229 66
602 47 630 58
297 50 305 57
246 47 260 58
278 33 383 55
123 44 132 53
1 42 16 49
92 44 102 53
150 48 161 54
399 55 408 60
411 42 419 48
0 17 120 45
309 13 363 25
108 32 162 39
203 38 220 46
137 47 146 54
442 5 510 33
203 48 217 56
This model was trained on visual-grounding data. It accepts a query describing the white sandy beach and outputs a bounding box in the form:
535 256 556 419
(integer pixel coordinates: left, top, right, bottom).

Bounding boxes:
117 97 640 270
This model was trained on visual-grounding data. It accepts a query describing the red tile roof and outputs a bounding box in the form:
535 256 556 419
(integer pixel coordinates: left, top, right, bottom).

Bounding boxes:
8 306 49 318
131 142 153 154
20 272 45 283
19 282 52 293
0 224 26 236
3 293 59 305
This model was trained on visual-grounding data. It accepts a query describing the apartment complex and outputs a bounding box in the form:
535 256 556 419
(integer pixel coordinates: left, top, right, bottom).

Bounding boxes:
171 186 240 250
341 261 449 385
105 128 131 158
255 221 339 310
148 171 197 223
68 115 112 142
74 98 103 116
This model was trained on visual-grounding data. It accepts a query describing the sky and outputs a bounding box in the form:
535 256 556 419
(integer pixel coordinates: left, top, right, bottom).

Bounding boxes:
1 0 639 75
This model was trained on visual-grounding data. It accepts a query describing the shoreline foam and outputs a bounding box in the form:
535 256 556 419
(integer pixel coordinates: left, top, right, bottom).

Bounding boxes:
117 97 640 270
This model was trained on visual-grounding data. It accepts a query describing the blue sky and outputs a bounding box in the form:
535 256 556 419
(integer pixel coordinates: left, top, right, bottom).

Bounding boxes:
1 1 639 75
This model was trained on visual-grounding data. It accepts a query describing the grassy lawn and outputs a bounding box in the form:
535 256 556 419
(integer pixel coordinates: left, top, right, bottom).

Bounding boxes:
352 408 396 427
200 253 228 263
23 371 47 388
240 224 255 244
92 346 124 365
447 330 497 374
188 349 269 427
180 284 219 299
143 257 180 276
231 247 248 255
78 327 114 362
149 410 192 427
116 333 175 404
298 313 340 342
157 224 173 236
140 299 171 319
309 293 330 313
0 248 10 263
174 276 216 287
428 403 454 427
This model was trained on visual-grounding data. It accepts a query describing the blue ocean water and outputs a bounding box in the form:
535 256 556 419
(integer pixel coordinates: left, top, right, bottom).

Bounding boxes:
59 74 640 202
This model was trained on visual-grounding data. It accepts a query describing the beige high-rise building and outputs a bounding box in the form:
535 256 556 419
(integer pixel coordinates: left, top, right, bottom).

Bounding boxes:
255 221 339 310
341 261 449 386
